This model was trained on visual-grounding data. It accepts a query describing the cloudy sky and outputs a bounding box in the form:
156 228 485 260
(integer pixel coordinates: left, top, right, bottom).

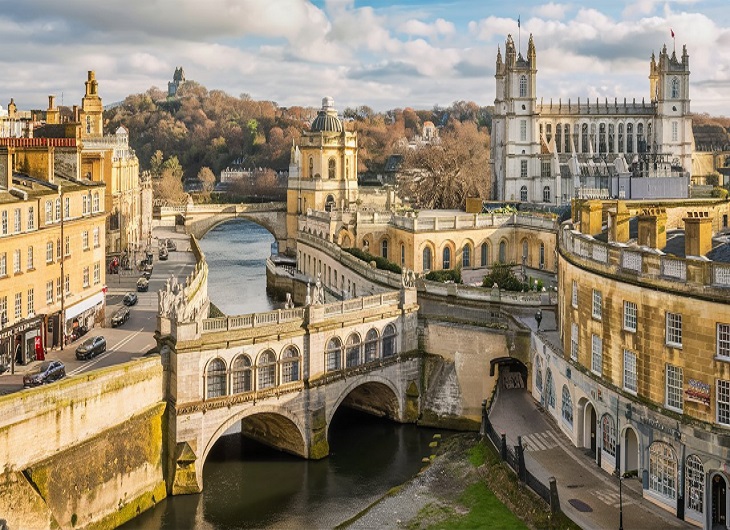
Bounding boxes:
2 0 729 115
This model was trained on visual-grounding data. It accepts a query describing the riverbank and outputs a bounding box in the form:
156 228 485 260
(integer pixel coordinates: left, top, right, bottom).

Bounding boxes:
341 433 579 530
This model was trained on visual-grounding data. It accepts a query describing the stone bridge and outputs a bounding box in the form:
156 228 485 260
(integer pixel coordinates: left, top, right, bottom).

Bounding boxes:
158 270 420 494
156 202 287 243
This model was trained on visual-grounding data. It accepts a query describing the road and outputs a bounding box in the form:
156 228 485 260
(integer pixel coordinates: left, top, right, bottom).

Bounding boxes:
0 228 196 395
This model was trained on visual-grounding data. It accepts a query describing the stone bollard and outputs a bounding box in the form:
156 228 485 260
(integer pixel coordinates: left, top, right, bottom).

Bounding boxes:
517 436 526 483
549 476 560 514
480 399 487 438
500 433 507 461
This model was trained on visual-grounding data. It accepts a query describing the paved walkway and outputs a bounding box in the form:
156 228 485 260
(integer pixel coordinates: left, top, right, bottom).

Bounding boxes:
490 387 691 530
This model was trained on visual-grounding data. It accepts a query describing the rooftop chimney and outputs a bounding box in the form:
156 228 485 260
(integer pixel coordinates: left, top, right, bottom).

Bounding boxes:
637 207 667 249
684 211 713 257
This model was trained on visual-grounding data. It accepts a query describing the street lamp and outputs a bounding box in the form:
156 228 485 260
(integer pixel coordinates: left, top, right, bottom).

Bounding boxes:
615 397 624 530
535 308 543 330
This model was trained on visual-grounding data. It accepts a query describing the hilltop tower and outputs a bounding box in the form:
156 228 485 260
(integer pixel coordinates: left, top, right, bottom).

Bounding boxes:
78 71 103 137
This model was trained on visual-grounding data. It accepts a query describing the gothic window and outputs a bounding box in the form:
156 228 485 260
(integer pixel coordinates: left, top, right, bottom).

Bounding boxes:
206 358 226 398
546 123 552 144
325 194 335 212
308 157 314 178
590 124 597 153
626 123 634 154
649 442 677 500
499 241 507 264
442 247 451 269
364 328 379 362
545 369 555 409
601 414 616 458
608 124 615 153
520 160 528 178
556 124 562 153
422 247 432 271
462 244 471 268
540 243 545 269
382 324 397 358
231 355 252 393
637 123 645 153
599 123 606 154
564 124 571 153
520 185 528 202
581 124 589 153
280 346 300 383
670 77 680 99
519 75 527 97
573 124 580 153
257 350 276 389
326 337 343 371
346 333 362 368
481 242 489 267
561 385 573 426
522 240 529 262
328 158 336 179
400 243 405 267
685 455 705 515
618 123 625 152
543 186 551 203
381 239 388 260
534 356 543 392
520 120 527 141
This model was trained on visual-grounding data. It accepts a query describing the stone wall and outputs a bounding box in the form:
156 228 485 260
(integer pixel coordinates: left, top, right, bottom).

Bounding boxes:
0 357 166 529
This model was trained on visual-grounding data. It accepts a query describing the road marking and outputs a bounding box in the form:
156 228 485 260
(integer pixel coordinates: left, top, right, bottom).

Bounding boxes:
593 490 635 507
522 431 559 452
68 327 148 375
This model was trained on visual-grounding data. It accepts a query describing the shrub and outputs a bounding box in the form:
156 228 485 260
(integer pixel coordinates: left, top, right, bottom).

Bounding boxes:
482 263 528 292
711 186 729 199
425 269 462 284
344 247 402 274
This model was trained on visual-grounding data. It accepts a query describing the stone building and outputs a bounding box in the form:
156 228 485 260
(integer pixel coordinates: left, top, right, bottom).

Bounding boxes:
531 198 730 528
491 35 694 204
0 137 107 362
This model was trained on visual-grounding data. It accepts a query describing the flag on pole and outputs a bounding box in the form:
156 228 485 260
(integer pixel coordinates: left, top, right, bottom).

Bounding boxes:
671 28 675 38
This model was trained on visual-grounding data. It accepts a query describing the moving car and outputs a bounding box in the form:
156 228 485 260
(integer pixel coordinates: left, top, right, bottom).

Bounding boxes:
23 360 66 387
142 263 153 279
75 336 107 360
137 277 149 292
111 307 130 327
122 292 138 306
165 238 177 251
159 247 169 260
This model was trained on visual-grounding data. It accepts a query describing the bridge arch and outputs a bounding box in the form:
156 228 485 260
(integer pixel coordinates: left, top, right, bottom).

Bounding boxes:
201 405 309 482
326 375 402 439
195 215 277 241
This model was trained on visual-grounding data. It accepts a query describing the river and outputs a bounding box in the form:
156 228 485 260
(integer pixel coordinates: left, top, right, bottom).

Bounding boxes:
123 219 444 529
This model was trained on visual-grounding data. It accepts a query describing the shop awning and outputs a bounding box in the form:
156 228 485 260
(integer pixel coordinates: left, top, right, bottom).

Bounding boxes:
0 314 46 341
65 291 105 321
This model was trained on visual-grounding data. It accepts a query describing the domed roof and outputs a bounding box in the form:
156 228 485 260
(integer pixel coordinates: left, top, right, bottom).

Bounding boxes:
310 96 343 133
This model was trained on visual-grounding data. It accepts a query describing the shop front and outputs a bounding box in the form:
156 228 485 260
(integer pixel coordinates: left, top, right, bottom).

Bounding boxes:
63 292 105 345
0 314 46 371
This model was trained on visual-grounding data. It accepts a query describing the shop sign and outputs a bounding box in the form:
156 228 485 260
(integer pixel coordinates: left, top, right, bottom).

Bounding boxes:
0 315 45 341
685 379 711 406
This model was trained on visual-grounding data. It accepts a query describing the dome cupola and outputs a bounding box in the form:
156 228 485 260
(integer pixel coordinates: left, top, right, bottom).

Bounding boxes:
310 96 343 133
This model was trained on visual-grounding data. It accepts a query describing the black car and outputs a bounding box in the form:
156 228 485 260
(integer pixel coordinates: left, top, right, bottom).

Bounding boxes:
165 238 177 251
111 307 130 327
75 336 107 360
122 292 138 306
23 360 66 387
137 278 149 292
159 247 169 260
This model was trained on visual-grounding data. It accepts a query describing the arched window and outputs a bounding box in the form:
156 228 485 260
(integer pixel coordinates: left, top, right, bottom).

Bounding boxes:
564 124 570 153
543 186 551 203
328 158 336 179
462 244 471 268
534 356 543 392
325 194 335 212
206 358 226 398
442 247 451 269
400 243 405 267
257 350 276 389
499 241 507 264
422 247 432 271
520 185 528 202
626 123 634 154
280 346 300 383
522 240 529 262
231 355 252 394
649 442 678 500
581 123 589 153
364 328 379 362
545 369 555 409
326 337 343 371
308 157 314 178
637 123 645 152
686 455 705 515
481 243 489 267
539 242 545 269
519 75 528 97
561 385 573 426
671 77 680 99
618 123 625 152
599 123 606 154
555 123 562 153
608 124 615 153
381 239 388 260
601 414 616 458
346 333 362 368
382 324 397 358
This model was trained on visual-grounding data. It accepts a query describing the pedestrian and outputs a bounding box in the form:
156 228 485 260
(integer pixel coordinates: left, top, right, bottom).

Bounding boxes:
14 340 22 366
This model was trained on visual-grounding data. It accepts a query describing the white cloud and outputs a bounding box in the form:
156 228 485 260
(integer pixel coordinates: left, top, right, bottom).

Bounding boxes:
533 3 569 20
398 18 455 39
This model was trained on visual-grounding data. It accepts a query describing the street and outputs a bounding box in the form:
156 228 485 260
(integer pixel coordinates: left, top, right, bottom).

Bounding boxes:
0 228 196 395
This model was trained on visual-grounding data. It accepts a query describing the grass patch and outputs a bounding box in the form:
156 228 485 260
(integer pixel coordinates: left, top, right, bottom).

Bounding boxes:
425 482 527 530
467 442 487 468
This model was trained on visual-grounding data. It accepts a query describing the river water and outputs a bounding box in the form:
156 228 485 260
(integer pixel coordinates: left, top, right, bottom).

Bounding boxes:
124 219 443 529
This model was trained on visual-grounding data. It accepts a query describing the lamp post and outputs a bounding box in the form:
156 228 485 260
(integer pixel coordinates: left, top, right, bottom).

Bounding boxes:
535 308 543 330
616 397 624 530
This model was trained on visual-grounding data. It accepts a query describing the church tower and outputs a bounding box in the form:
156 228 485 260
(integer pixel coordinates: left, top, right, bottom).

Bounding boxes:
286 97 358 251
78 71 103 138
491 34 539 201
651 44 692 173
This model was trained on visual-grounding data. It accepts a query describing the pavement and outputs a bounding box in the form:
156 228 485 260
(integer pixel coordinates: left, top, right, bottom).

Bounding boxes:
0 228 196 395
489 306 692 530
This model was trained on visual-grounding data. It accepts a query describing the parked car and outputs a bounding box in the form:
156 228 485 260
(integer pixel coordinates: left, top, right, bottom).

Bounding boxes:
165 238 177 251
122 292 138 306
23 360 66 387
75 336 106 360
159 247 169 260
141 262 153 279
137 277 149 292
111 307 130 327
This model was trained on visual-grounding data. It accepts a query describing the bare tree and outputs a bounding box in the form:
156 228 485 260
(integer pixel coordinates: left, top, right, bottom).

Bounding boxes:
398 120 491 209
197 166 216 193
154 168 186 205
